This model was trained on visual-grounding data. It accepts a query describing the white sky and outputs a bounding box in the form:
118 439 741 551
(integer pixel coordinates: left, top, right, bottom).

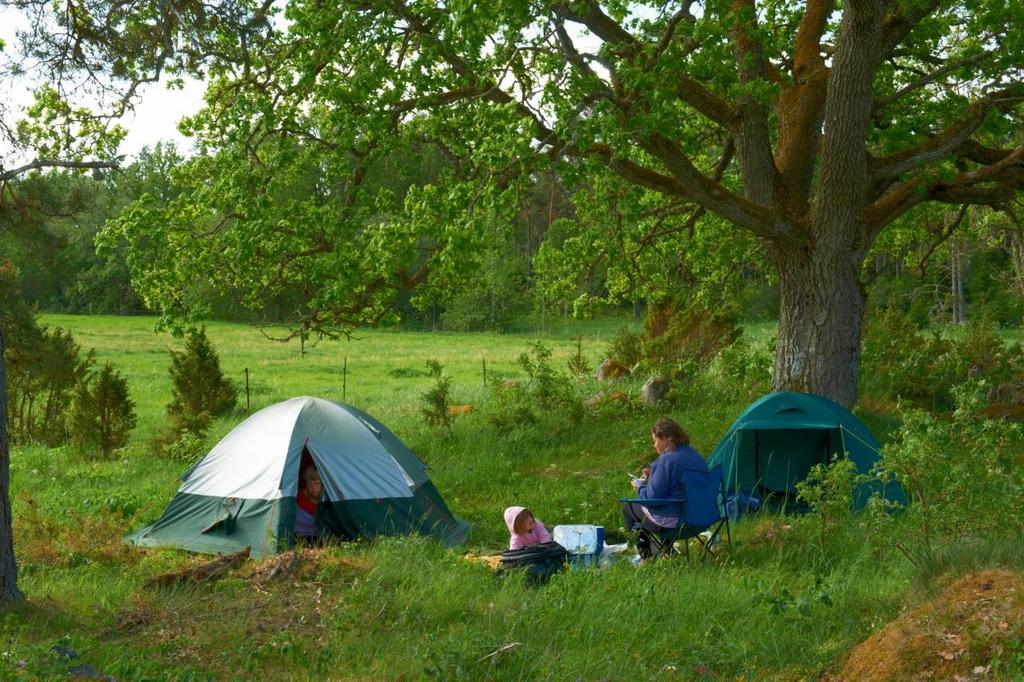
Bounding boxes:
1 6 205 162
114 79 206 157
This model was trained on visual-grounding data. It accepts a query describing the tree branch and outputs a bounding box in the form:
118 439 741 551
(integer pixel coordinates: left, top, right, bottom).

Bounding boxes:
729 0 778 205
646 3 696 66
774 0 832 212
880 0 943 59
915 205 968 277
641 132 792 243
869 87 1023 183
0 158 120 182
552 0 735 129
635 138 736 248
873 52 988 115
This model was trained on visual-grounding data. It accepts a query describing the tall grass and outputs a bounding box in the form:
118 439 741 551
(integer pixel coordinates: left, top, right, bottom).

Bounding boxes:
2 314 1016 679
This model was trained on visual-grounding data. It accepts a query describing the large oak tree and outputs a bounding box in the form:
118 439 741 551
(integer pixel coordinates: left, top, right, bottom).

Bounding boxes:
107 0 1024 409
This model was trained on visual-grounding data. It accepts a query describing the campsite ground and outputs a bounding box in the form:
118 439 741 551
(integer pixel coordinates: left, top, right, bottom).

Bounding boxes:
3 315 1023 679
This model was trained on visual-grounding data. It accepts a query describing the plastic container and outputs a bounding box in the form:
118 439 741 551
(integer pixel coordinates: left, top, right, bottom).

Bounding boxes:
553 525 604 570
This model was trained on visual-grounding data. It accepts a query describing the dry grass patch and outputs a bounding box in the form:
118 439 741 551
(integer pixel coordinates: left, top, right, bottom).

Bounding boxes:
747 519 794 548
102 547 375 676
14 493 140 568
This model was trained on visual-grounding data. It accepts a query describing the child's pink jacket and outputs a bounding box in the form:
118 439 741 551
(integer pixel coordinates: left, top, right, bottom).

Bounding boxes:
504 505 552 550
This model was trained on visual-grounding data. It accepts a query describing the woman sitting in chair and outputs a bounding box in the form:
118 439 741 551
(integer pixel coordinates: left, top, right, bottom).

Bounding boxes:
623 417 709 558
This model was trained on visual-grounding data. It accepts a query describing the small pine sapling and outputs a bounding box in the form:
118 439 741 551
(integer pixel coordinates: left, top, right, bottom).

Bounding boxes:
566 335 591 380
421 360 453 431
71 362 137 456
166 326 237 438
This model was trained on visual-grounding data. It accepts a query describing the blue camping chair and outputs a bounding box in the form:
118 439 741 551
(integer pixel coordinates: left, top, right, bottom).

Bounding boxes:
620 464 731 560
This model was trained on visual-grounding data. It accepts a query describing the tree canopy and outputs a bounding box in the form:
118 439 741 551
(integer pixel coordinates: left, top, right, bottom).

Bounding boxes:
96 0 1024 405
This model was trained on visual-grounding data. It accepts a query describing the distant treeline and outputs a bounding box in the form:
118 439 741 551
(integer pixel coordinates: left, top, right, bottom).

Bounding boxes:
3 141 1023 331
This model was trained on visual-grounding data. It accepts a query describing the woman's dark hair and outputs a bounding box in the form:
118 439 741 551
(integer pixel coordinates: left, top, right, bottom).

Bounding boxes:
652 418 690 446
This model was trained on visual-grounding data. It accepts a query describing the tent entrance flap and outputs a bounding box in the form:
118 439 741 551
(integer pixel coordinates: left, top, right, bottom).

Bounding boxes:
738 428 842 494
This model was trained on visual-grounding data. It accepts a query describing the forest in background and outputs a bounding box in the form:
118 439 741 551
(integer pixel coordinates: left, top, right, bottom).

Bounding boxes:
4 139 1024 334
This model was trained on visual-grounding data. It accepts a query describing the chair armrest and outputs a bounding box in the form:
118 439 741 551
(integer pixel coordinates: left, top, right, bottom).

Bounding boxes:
620 497 685 507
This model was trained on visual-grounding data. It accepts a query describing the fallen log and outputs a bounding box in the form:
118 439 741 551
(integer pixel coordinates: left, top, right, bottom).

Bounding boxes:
145 547 251 589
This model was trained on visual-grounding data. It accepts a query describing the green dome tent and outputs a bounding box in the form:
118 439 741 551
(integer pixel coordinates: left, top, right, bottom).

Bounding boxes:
707 391 905 510
128 397 470 558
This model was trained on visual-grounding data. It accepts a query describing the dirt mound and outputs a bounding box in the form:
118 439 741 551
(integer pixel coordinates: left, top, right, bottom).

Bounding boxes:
833 570 1024 681
244 547 372 584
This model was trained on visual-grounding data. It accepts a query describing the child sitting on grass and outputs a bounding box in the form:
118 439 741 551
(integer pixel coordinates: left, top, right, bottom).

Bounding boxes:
504 506 552 550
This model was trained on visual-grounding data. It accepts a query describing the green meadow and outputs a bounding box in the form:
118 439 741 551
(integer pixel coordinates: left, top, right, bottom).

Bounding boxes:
2 315 1019 680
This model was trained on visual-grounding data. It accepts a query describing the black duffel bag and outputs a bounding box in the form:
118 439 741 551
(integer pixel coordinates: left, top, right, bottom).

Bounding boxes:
499 541 568 585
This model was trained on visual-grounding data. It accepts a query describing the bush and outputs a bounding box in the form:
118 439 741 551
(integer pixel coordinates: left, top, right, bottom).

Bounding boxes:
70 363 137 456
734 278 779 322
165 326 236 436
420 360 453 431
3 265 92 446
159 430 207 463
859 308 950 408
796 456 856 558
605 325 644 367
641 300 742 376
517 341 579 417
715 338 773 398
860 309 1024 410
566 335 592 380
869 384 1024 568
440 250 528 332
865 271 934 327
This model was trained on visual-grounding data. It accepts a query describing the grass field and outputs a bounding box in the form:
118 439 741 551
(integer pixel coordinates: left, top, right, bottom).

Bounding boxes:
1 315 1019 680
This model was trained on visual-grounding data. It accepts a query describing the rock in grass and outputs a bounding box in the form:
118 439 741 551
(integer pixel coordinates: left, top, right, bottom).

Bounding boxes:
642 375 670 405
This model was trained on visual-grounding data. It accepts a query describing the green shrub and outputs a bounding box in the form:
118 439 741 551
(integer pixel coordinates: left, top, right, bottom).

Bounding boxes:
860 309 1024 410
158 430 208 463
796 456 856 558
165 326 236 436
866 271 934 327
966 248 1024 327
605 325 644 367
714 338 772 398
517 341 580 418
870 384 1024 568
566 335 592 380
440 250 527 332
70 363 137 457
640 300 742 376
734 277 779 322
859 308 950 408
4 298 92 446
420 360 453 431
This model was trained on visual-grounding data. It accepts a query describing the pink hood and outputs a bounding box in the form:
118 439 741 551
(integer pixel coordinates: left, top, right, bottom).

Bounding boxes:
503 505 552 550
504 506 529 533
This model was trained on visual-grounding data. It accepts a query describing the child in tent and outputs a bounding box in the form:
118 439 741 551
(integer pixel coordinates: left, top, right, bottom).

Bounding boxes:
295 465 323 542
504 506 552 550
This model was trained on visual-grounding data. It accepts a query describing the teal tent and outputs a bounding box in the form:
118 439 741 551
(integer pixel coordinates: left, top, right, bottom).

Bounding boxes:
707 391 905 509
128 397 470 558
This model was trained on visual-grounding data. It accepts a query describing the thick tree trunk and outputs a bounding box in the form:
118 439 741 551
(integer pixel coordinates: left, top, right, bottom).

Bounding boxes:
765 0 882 408
771 239 866 408
0 323 22 602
